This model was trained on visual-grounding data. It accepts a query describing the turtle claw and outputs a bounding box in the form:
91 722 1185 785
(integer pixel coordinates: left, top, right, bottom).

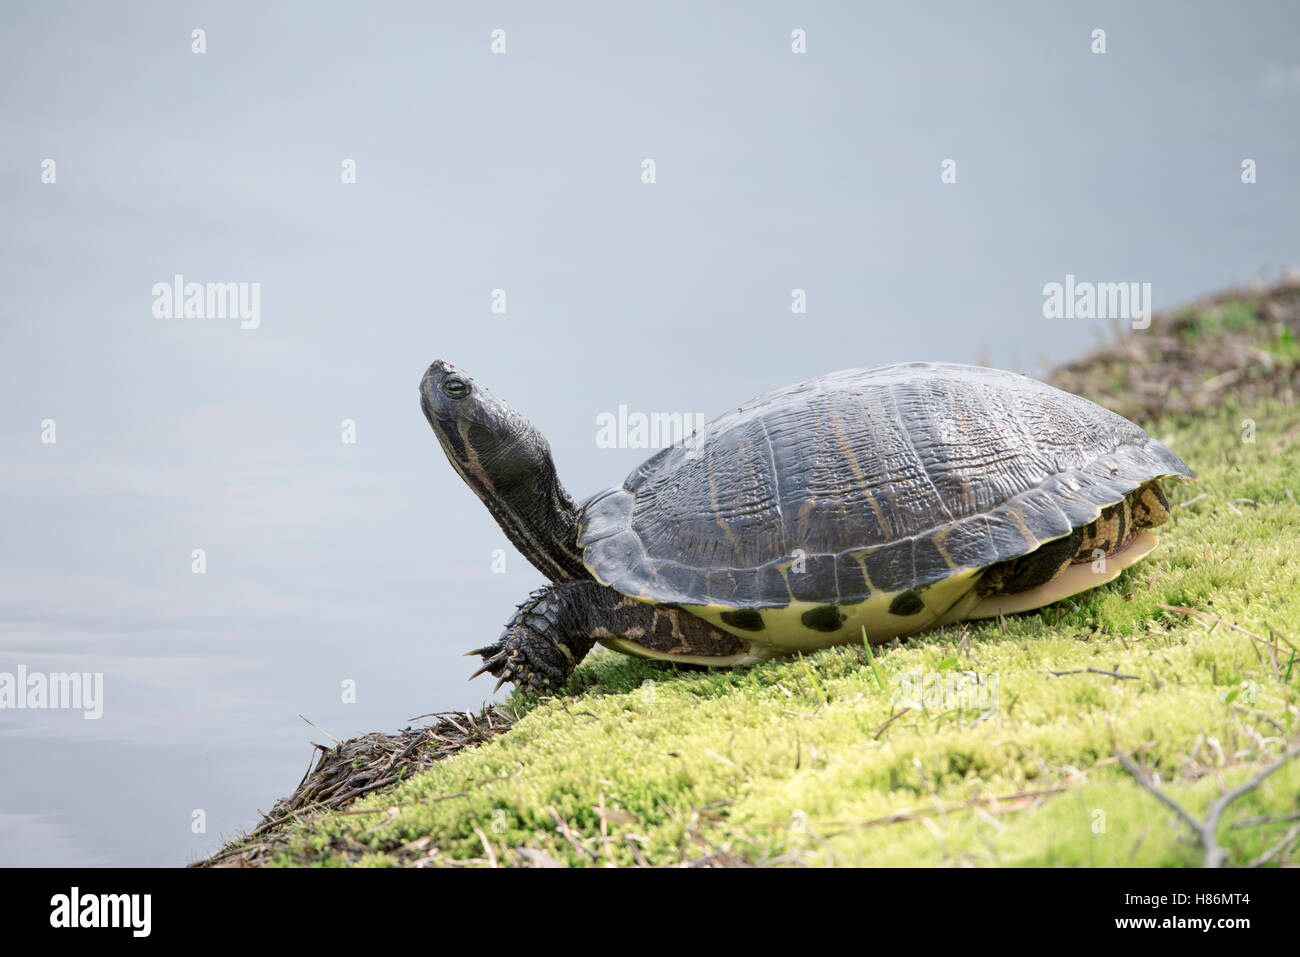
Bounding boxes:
468 652 507 681
465 622 573 693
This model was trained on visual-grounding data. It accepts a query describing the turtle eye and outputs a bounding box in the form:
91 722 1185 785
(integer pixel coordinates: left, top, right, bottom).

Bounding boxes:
442 377 471 400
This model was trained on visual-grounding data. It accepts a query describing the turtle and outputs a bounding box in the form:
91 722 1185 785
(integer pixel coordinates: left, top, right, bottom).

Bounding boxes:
419 359 1194 692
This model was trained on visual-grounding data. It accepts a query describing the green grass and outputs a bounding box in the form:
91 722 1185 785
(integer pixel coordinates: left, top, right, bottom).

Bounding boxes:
1263 327 1300 364
1178 299 1263 343
265 399 1300 867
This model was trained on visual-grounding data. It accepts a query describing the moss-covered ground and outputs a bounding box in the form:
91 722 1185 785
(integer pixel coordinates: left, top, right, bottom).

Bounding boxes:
237 393 1299 867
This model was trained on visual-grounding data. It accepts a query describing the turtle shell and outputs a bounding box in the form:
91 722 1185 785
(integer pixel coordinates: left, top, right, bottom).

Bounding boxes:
577 362 1193 610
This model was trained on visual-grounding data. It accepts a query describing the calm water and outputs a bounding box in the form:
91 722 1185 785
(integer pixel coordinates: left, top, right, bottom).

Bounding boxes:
2 1 1298 865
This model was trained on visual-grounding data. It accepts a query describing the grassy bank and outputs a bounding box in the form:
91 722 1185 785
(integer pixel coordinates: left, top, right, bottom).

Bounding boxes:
205 284 1300 868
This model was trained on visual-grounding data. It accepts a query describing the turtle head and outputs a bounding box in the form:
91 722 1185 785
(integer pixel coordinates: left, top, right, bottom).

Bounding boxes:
420 360 587 582
420 360 524 449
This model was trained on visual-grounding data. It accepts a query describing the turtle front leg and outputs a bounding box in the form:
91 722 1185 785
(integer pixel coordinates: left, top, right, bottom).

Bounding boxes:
469 582 753 692
468 582 605 692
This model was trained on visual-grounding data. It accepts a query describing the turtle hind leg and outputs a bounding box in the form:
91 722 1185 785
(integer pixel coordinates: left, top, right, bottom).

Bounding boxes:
1129 479 1171 528
973 479 1171 605
975 526 1083 598
964 531 1159 619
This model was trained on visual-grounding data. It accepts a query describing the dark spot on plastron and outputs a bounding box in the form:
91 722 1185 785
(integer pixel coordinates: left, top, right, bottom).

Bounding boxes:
720 609 766 632
801 604 845 632
888 590 926 617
